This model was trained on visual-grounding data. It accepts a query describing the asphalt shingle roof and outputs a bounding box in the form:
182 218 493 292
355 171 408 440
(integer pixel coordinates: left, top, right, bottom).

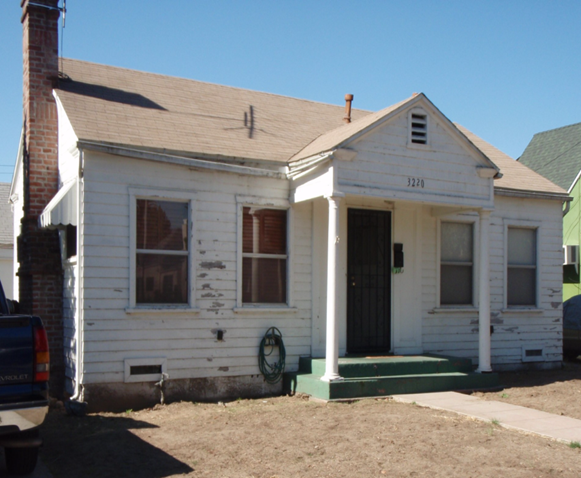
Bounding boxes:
518 122 581 191
54 59 568 199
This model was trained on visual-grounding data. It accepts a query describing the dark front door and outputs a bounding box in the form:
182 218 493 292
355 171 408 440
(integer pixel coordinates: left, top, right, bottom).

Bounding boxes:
347 209 392 354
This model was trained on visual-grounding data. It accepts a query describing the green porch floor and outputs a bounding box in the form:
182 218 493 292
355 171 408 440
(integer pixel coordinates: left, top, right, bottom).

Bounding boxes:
283 355 499 400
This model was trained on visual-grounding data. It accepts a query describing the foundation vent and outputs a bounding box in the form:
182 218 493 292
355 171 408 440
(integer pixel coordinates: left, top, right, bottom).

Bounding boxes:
522 347 545 363
124 357 167 383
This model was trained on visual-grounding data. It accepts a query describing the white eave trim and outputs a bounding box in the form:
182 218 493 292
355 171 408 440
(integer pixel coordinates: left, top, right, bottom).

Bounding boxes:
39 179 77 229
77 141 287 179
494 186 571 202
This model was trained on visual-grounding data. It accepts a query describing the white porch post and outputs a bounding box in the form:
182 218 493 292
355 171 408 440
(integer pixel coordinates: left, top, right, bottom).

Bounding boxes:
321 194 344 382
477 209 492 373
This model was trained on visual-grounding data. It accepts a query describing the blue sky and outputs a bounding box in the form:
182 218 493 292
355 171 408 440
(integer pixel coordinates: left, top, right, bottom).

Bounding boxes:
1 1 580 184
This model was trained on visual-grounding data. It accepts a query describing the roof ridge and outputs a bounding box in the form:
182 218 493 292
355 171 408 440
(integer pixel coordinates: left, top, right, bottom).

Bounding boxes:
60 57 373 114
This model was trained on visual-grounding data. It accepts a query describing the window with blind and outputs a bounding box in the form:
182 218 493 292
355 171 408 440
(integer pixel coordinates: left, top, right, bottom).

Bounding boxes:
135 199 189 304
440 221 473 306
242 207 287 304
507 227 537 306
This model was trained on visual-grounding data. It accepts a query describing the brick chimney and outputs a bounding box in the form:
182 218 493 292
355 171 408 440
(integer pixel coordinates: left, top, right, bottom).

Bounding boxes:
20 0 64 396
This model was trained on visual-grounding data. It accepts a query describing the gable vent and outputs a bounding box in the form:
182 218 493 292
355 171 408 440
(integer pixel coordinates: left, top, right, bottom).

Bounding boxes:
410 113 428 144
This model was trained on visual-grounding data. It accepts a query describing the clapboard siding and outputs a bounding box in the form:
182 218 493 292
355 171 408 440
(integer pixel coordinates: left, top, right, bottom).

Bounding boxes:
422 196 563 366
337 113 493 207
80 151 311 384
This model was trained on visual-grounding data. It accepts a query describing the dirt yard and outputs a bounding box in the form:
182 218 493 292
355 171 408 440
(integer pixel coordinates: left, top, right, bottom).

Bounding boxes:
38 360 581 478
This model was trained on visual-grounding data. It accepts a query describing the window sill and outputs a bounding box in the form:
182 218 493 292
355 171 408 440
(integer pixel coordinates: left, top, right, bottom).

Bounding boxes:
501 307 543 314
233 307 298 315
432 306 478 314
125 306 201 315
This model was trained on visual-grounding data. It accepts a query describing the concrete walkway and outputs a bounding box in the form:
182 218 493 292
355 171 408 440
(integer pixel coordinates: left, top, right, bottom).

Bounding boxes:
392 391 581 444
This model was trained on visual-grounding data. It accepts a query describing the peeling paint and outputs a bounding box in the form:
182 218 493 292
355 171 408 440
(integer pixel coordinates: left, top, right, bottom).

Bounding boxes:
427 310 435 315
549 288 561 294
503 327 518 333
198 240 202 245
491 317 504 325
553 318 562 323
470 319 479 325
212 301 225 308
202 283 212 290
200 251 206 255
198 273 208 278
200 261 226 270
87 322 94 326
207 358 213 362
551 302 562 309
218 367 229 372
471 328 479 333
202 292 217 298
114 289 122 293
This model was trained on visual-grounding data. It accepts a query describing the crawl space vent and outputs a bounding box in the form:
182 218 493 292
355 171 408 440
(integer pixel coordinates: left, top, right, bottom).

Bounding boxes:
124 358 167 383
522 347 545 363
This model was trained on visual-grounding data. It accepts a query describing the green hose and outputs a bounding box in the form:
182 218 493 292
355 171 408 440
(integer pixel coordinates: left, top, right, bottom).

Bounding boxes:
258 327 286 384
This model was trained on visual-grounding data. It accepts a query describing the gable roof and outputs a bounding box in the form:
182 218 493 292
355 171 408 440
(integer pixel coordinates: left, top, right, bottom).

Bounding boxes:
53 58 568 200
518 122 581 191
456 125 568 198
55 59 370 164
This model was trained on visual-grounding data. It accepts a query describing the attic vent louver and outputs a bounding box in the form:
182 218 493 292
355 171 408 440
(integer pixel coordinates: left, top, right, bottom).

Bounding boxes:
411 113 428 144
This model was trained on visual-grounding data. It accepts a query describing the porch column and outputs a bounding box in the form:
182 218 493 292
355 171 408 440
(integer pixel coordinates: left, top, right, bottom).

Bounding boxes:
321 194 344 382
477 209 492 373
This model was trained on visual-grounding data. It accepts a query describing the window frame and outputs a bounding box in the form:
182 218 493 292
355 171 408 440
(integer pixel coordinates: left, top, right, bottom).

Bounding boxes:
127 187 197 312
236 195 293 309
504 220 540 309
437 218 478 309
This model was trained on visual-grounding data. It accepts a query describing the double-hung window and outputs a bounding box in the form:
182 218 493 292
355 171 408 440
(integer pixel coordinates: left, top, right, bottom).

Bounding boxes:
242 207 287 304
507 227 537 307
440 221 474 306
135 199 189 305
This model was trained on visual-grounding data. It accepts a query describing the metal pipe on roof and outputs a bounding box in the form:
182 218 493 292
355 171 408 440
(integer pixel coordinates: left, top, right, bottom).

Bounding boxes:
343 94 353 124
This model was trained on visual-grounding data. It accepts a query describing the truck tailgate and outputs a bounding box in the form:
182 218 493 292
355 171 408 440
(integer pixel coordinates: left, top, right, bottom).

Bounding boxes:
0 317 33 386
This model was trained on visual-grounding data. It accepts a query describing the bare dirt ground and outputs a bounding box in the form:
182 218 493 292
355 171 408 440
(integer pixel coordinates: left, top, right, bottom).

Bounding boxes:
37 360 581 478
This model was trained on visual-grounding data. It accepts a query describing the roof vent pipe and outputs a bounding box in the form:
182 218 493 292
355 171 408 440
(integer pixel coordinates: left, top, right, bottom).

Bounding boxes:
343 94 353 123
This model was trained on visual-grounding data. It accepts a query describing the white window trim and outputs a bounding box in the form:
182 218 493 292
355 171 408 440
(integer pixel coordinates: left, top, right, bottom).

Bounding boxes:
407 107 429 149
436 216 479 308
126 187 197 313
504 219 541 309
236 195 293 309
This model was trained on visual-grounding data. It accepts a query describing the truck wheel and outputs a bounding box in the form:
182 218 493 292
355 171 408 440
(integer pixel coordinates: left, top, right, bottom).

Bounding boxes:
4 446 39 475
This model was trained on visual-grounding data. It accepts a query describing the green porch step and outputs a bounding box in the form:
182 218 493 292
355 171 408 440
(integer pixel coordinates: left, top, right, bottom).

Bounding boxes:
299 354 473 377
284 355 499 401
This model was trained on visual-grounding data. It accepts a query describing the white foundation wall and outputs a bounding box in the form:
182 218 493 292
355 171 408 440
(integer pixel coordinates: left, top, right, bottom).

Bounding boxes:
421 195 563 369
79 152 312 386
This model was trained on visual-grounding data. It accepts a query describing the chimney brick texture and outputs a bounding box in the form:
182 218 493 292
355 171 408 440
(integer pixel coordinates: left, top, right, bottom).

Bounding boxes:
20 0 65 396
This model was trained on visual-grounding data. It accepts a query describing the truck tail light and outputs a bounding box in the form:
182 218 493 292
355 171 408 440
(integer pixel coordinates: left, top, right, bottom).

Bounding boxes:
33 324 50 383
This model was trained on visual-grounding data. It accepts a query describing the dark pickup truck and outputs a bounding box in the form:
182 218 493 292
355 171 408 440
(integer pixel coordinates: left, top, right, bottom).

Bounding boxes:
0 282 49 475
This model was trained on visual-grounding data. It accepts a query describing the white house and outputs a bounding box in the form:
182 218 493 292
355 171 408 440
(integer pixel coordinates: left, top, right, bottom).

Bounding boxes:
14 56 571 410
15 1 569 411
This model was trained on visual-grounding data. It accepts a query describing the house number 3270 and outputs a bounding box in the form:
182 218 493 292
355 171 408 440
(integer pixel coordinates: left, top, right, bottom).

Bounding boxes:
407 178 425 188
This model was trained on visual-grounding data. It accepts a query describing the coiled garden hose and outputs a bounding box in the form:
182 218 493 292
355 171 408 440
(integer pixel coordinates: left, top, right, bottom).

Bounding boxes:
258 327 286 384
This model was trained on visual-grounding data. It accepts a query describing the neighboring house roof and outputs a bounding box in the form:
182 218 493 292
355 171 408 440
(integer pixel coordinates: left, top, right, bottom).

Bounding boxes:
518 122 581 192
55 58 369 164
456 125 568 199
54 58 568 199
0 183 13 248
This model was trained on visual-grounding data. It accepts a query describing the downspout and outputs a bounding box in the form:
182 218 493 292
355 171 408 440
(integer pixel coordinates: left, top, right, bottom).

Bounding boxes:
70 148 84 402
